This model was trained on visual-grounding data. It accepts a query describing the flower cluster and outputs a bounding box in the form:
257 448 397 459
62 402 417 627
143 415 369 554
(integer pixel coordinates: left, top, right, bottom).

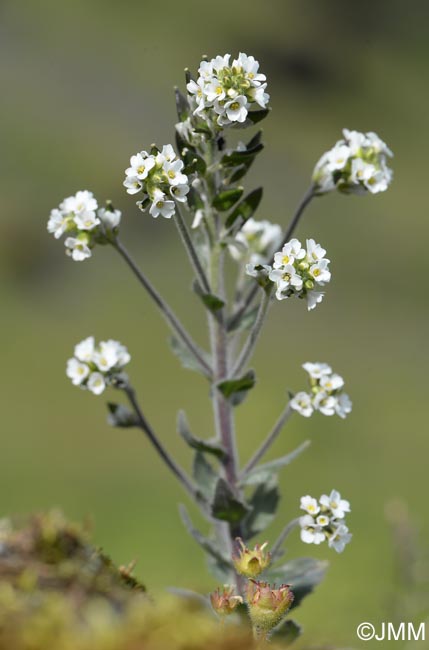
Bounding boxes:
229 218 282 265
246 580 294 634
290 361 352 419
47 191 121 261
246 238 331 311
66 337 130 395
210 585 243 617
123 144 189 218
300 490 352 553
232 538 271 578
187 53 269 128
313 128 393 195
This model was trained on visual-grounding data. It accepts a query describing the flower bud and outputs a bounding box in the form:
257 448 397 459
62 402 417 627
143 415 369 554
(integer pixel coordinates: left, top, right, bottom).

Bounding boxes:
246 580 294 635
210 584 243 616
232 538 271 578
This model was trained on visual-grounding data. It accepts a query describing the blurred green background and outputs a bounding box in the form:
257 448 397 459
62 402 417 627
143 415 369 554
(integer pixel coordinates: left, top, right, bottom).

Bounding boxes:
1 0 428 645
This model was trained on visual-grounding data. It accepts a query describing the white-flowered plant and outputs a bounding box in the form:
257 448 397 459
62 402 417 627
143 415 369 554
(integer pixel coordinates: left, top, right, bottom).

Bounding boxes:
290 362 352 418
187 52 269 129
66 337 130 395
123 144 190 218
47 192 122 261
48 52 392 642
300 490 352 553
245 237 331 311
313 128 393 195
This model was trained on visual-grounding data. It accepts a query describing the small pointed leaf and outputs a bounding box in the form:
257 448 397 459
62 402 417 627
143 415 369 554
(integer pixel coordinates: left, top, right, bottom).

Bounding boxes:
213 187 244 211
242 475 280 539
266 557 329 610
106 403 139 428
217 370 256 406
177 411 227 460
169 336 211 376
271 619 302 644
179 504 232 566
240 441 311 486
211 478 250 523
225 188 263 229
193 452 218 501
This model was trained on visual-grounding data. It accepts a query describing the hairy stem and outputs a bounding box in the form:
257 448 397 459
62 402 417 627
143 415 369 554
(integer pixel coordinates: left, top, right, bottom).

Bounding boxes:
173 202 212 294
124 384 200 501
271 518 300 559
229 185 316 330
241 403 293 476
230 287 272 378
113 238 212 379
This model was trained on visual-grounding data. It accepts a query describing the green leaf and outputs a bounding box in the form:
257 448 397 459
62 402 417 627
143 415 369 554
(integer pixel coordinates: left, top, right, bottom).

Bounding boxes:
271 619 302 644
193 452 218 501
240 441 311 486
217 370 256 406
227 305 259 333
221 143 264 167
177 411 227 460
106 403 139 428
246 130 263 150
266 557 329 610
211 478 250 523
174 87 190 122
193 281 225 314
225 188 263 229
212 187 244 211
179 504 232 567
246 108 271 124
242 476 280 539
169 336 211 375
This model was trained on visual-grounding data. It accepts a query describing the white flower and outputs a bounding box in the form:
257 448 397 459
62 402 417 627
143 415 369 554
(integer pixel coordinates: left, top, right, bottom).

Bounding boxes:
186 52 269 128
320 490 351 519
306 238 327 263
316 514 330 527
74 336 95 363
290 391 314 417
299 515 325 545
73 211 100 231
127 152 155 180
273 239 305 269
302 362 332 379
270 264 304 295
308 259 331 285
170 183 189 203
98 207 122 229
300 496 320 516
328 524 352 553
61 190 98 217
123 176 143 195
320 373 344 392
313 391 337 416
245 263 271 280
64 236 92 262
224 95 248 123
149 189 175 219
66 358 90 385
306 290 325 311
47 209 70 239
87 372 106 395
163 160 187 186
94 339 130 371
312 129 393 195
230 218 282 265
335 393 352 419
299 492 352 552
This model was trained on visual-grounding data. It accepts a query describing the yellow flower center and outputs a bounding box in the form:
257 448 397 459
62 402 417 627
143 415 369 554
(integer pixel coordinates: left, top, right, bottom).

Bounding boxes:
137 165 145 174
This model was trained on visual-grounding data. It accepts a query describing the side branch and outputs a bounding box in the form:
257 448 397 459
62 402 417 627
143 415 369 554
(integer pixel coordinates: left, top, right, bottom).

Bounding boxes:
230 287 272 378
174 203 212 294
124 384 200 502
112 238 212 379
241 403 293 476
